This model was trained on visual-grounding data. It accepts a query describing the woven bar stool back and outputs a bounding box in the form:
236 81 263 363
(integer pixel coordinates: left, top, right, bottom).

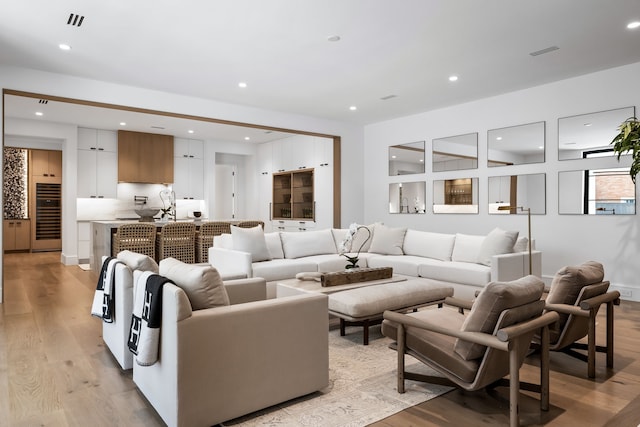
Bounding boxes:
156 222 196 263
112 223 156 258
196 221 231 263
237 220 264 229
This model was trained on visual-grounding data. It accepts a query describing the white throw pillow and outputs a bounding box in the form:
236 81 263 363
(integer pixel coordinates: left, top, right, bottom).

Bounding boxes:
116 250 158 273
213 233 233 249
368 224 407 255
513 236 531 253
402 230 456 261
351 223 376 253
280 229 337 259
159 257 230 310
476 228 519 266
451 233 485 263
264 232 284 259
230 225 271 262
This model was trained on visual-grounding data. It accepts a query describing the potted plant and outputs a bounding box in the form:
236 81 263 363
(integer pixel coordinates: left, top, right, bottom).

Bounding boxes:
611 116 640 183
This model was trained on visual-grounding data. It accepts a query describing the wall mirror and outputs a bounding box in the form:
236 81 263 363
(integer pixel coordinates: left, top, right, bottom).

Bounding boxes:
558 167 636 215
432 133 478 172
389 181 426 214
487 121 545 167
488 173 546 214
389 141 425 176
558 106 635 160
433 178 479 214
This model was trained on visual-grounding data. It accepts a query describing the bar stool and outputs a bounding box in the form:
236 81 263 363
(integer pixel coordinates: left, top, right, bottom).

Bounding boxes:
196 221 231 263
111 223 156 258
156 222 196 263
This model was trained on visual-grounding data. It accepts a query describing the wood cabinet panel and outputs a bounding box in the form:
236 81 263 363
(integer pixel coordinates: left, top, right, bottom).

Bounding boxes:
4 219 31 251
30 149 62 182
118 130 173 183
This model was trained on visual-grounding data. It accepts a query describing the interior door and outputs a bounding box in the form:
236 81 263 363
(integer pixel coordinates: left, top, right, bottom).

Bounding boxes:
215 164 236 219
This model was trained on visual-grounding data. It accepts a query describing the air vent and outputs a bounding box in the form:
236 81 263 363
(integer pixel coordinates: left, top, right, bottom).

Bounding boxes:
380 94 398 101
529 46 559 57
39 99 48 104
67 13 85 27
150 126 165 130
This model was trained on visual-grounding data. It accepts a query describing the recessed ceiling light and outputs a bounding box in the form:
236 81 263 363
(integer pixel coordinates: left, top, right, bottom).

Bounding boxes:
238 82 247 88
327 35 341 42
349 106 357 111
496 136 502 140
188 130 194 134
584 123 592 127
391 155 397 159
538 146 544 150
627 21 640 29
448 75 458 82
35 111 43 116
244 136 251 141
419 159 424 162
58 43 71 51
120 122 126 126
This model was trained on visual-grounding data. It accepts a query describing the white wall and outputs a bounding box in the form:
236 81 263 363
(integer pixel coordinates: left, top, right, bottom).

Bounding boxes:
0 65 364 302
364 61 640 300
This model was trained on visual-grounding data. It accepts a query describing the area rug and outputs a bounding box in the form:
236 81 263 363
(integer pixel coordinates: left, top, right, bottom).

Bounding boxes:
223 326 452 427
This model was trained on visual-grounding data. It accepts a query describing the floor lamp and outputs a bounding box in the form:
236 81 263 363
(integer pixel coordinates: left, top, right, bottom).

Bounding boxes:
497 205 532 275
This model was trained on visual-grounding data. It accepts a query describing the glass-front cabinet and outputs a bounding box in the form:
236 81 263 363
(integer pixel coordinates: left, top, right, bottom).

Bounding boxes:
272 169 315 221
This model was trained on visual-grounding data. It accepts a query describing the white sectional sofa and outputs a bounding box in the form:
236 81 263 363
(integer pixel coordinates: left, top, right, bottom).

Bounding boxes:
209 224 541 300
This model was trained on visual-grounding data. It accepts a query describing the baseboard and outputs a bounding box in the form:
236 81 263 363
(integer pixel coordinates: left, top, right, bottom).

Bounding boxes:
60 253 79 266
609 284 639 302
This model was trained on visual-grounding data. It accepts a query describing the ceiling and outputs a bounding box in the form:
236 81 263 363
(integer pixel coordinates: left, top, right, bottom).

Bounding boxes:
1 0 640 139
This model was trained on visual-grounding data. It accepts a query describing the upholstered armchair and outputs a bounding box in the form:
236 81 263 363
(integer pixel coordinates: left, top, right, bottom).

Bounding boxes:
132 258 329 427
382 275 559 427
541 261 620 378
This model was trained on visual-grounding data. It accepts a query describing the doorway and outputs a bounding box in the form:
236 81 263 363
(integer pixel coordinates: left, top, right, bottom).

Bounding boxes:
214 164 236 220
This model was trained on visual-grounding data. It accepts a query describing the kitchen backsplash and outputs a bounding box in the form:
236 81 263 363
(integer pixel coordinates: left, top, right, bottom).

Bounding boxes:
77 183 206 221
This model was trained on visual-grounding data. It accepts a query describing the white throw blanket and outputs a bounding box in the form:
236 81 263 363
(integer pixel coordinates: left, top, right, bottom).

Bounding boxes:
91 257 121 322
127 271 171 366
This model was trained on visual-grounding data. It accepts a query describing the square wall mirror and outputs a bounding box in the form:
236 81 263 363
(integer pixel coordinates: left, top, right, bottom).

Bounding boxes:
389 141 425 176
389 181 426 214
433 178 479 214
559 167 636 215
488 173 546 214
558 106 635 160
432 133 478 172
488 121 545 167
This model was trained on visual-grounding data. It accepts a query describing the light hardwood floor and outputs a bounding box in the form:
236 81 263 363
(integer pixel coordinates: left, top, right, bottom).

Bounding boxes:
1 252 638 426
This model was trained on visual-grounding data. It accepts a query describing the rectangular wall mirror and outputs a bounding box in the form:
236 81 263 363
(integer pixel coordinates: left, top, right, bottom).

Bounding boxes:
433 178 479 214
432 133 478 172
389 181 426 214
558 106 635 160
488 173 546 214
488 121 545 167
559 167 636 215
389 141 425 175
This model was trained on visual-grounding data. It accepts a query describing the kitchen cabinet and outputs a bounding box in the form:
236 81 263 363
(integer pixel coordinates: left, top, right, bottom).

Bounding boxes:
77 221 91 262
272 169 314 222
30 149 62 183
77 128 118 198
118 130 173 183
173 138 204 200
4 219 31 251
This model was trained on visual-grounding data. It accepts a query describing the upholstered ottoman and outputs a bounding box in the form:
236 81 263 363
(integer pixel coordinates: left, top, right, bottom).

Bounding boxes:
328 279 454 345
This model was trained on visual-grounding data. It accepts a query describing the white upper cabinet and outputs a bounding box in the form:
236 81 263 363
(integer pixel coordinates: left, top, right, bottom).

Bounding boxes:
173 138 204 199
77 128 118 198
174 138 204 159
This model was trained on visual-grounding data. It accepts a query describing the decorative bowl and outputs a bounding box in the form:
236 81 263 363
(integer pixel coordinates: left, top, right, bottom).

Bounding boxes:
134 208 160 222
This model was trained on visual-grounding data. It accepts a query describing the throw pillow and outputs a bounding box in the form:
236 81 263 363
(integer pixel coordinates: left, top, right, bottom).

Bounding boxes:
451 233 485 263
476 228 519 266
351 223 377 253
280 229 337 259
116 250 159 273
454 275 544 360
264 232 284 259
402 229 456 261
159 257 230 310
368 224 407 255
230 225 271 262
